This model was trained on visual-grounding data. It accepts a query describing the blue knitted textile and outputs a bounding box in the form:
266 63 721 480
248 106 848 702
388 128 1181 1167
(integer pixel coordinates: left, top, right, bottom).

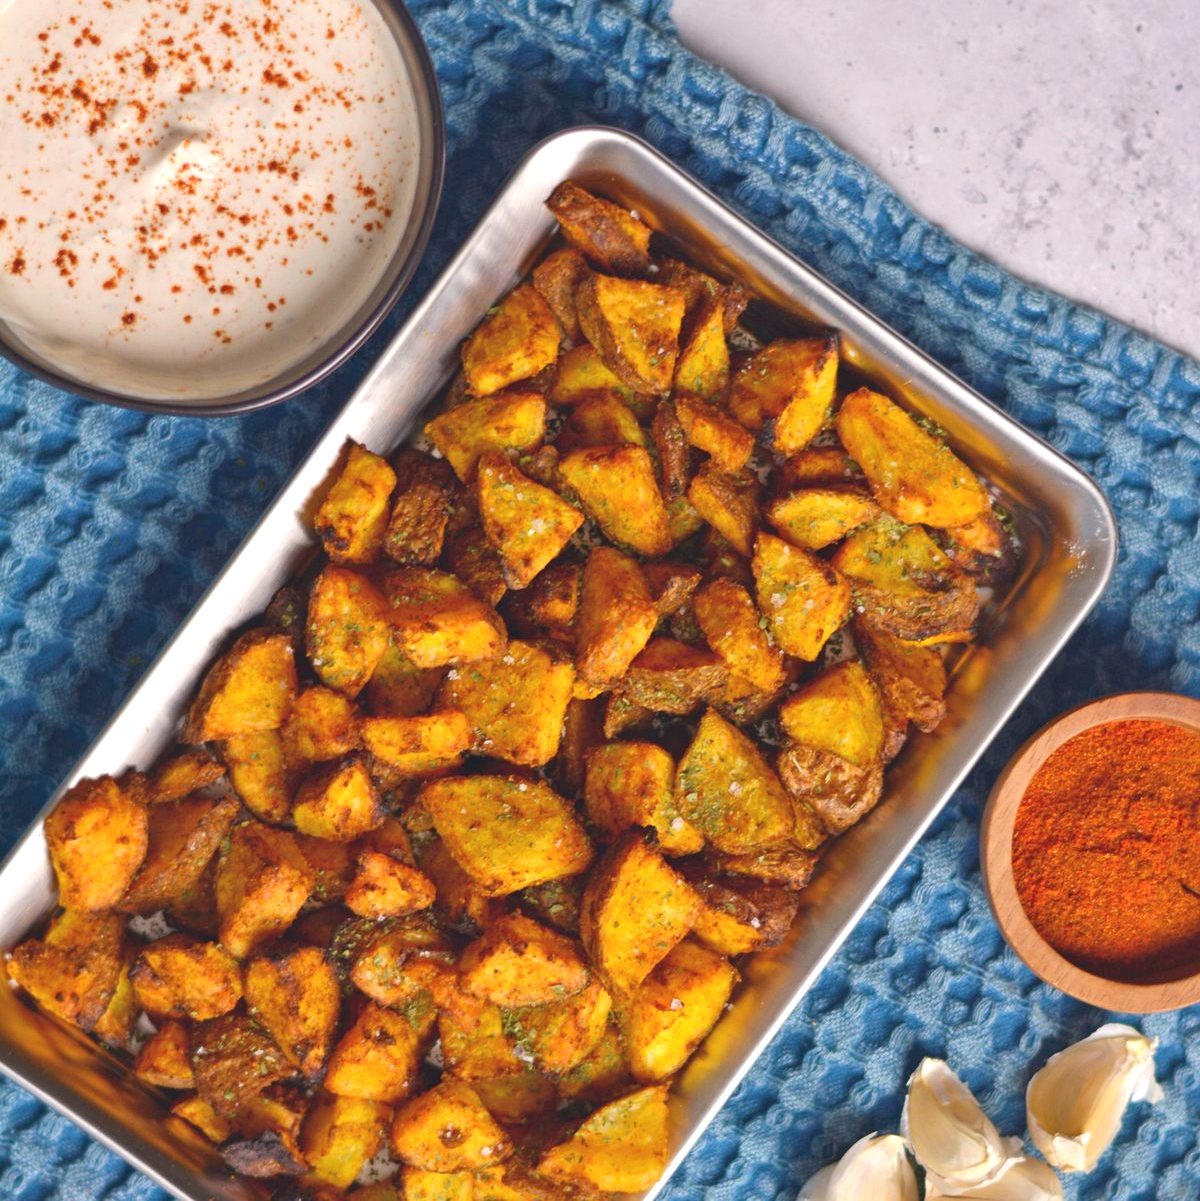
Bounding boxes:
2 2 1199 1198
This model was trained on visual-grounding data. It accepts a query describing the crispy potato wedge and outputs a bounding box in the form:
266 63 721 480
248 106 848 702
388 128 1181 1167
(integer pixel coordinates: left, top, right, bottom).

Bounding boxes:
92 947 138 1050
245 944 341 1076
600 692 654 740
532 246 589 340
476 453 583 588
292 755 383 842
131 934 242 1021
692 576 785 695
619 939 737 1081
673 294 730 401
462 283 560 397
167 858 220 939
191 1013 289 1117
675 392 753 472
325 1001 424 1103
575 274 685 395
779 660 884 769
392 1080 513 1172
184 627 297 744
316 441 397 565
658 259 749 332
579 834 699 995
574 546 658 689
148 750 226 804
557 393 647 453
295 834 356 903
752 532 851 661
366 638 446 718
546 182 652 276
459 912 589 1008
938 509 1018 584
302 1094 392 1189
442 524 510 608
307 566 391 697
854 616 948 733
281 686 359 766
835 387 989 527
713 664 793 729
766 487 877 550
420 776 593 897
776 444 865 490
135 1020 195 1089
728 335 838 455
558 445 672 557
361 711 472 777
553 695 604 798
687 465 759 558
346 851 436 918
649 398 691 499
777 744 884 836
385 568 507 669
549 343 653 416
683 869 800 956
386 450 461 567
220 1130 305 1179
507 975 613 1075
503 561 581 641
426 389 547 483
621 637 727 716
221 730 292 822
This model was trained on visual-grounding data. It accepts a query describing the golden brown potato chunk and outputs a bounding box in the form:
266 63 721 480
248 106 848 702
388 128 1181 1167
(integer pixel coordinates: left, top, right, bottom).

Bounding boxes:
315 441 398 565
532 245 589 340
835 387 989 528
692 576 785 695
351 921 453 1010
281 686 360 767
45 775 148 912
307 566 391 698
426 389 547 484
557 393 647 453
391 1080 512 1172
674 295 731 401
776 444 865 490
220 730 291 822
470 1071 557 1126
385 568 507 669
506 976 613 1075
346 851 436 919
302 1093 392 1189
579 833 699 995
854 616 948 733
244 944 341 1077
476 453 583 589
621 637 728 715
366 639 446 718
325 1002 424 1103
148 749 226 803
619 939 738 1082
777 744 884 836
575 274 685 395
557 1020 631 1104
385 450 460 567
420 840 508 934
766 487 877 550
574 547 657 689
135 1020 195 1089
546 181 652 275
191 1012 290 1116
728 335 838 455
92 948 138 1050
292 756 384 842
420 775 593 897
649 398 691 500
462 283 560 397
550 343 653 416
458 913 589 1008
583 741 702 855
171 1093 234 1144
437 640 575 767
434 976 526 1081
538 1084 669 1192
778 660 885 769
752 532 851 661
215 821 315 959
131 934 242 1021
360 711 473 778
939 509 1018 584
503 561 581 642
558 445 672 557
675 391 753 472
687 465 759 557
684 869 800 956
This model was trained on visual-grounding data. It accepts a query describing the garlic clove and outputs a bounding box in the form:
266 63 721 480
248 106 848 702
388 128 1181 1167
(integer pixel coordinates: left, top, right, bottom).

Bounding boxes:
1026 1022 1162 1172
925 1155 1063 1200
902 1057 1020 1191
797 1133 918 1201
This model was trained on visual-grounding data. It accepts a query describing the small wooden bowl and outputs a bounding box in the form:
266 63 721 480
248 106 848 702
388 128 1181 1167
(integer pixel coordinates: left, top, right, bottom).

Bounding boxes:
981 690 1200 1013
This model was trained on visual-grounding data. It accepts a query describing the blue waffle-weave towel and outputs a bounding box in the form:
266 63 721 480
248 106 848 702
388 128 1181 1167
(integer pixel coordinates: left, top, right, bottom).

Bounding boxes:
2 1 1199 1198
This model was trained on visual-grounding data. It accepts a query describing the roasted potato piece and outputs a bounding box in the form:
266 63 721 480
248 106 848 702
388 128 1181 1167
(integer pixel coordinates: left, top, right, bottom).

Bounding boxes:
532 245 589 340
553 695 604 798
854 616 948 733
752 532 851 661
307 568 390 700
766 487 877 550
658 259 748 332
215 821 314 959
471 1071 557 1126
325 1001 424 1103
557 1021 630 1103
221 1131 305 1179
361 711 472 777
119 793 237 914
148 749 225 803
538 1084 669 1193
835 387 989 528
346 851 436 918
459 913 588 1008
476 453 583 588
557 393 647 453
574 547 658 689
420 839 509 933
292 755 383 842
776 444 865 490
558 445 672 557
600 692 654 740
420 776 593 897
938 509 1018 584
281 686 359 766
438 641 574 768
44 775 148 912
441 524 509 608
728 335 838 455
351 921 453 1010
244 944 341 1076
296 834 357 903
386 450 460 567
435 976 526 1081
579 834 699 994
777 744 884 836
692 576 785 695
167 858 220 939
426 389 547 484
708 845 819 890
506 976 613 1075
687 465 759 557
92 946 138 1050
621 637 727 715
778 660 885 769
7 909 124 1030
392 1080 512 1172
575 274 685 395
221 730 291 822
135 1020 195 1089
713 664 793 728
619 939 737 1081
400 1167 476 1201
583 741 702 856
385 568 507 669
302 1093 392 1189
643 560 702 617
683 869 799 956
675 708 802 852
518 876 584 936
546 182 652 275
503 562 580 641
191 1013 289 1117
462 284 560 397
171 1094 234 1144
366 639 446 718
674 392 753 472
315 441 397 564
550 343 655 419
131 934 242 1021
649 399 691 498
673 294 730 401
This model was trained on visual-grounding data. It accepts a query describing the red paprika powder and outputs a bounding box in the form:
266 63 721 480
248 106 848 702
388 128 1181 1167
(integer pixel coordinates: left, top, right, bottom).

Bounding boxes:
1011 717 1200 983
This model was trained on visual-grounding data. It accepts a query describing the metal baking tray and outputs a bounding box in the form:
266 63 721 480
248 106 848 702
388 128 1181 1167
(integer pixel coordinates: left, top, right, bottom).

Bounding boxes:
0 126 1116 1201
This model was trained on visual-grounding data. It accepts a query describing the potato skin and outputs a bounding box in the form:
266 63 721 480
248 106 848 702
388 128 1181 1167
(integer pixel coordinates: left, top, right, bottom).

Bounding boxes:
245 944 341 1077
184 628 297 744
131 934 243 1021
777 744 884 836
148 749 226 804
190 1013 290 1117
532 245 589 340
546 181 652 276
854 615 948 733
385 450 460 567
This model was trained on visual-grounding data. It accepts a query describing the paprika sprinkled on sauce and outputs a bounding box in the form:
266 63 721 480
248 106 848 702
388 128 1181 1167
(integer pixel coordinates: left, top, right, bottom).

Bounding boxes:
0 0 418 400
1012 718 1200 983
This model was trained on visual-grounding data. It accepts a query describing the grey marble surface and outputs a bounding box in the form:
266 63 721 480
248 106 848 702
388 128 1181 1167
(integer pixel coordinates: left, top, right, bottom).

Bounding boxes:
674 0 1198 358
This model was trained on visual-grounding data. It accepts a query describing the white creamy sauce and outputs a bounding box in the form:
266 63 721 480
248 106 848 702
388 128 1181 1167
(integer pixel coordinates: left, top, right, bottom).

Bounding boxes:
0 0 418 400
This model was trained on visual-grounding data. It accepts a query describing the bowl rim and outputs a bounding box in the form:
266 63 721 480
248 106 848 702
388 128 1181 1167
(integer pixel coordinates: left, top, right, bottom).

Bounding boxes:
0 0 445 418
981 690 1200 1013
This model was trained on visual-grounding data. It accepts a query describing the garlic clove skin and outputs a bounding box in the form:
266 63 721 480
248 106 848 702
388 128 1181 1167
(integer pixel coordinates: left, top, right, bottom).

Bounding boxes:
797 1133 918 1201
925 1155 1064 1200
902 1057 1020 1192
1026 1023 1162 1173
